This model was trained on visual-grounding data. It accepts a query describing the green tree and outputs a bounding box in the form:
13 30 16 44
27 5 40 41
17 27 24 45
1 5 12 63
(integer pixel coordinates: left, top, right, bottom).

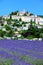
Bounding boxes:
6 19 11 25
0 30 6 37
10 10 19 15
19 18 22 21
23 13 27 16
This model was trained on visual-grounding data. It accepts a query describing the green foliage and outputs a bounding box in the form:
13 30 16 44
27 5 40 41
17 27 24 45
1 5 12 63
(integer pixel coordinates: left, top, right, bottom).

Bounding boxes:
29 13 34 16
19 18 22 21
38 15 43 18
28 26 40 38
12 20 22 27
20 55 34 64
34 59 43 65
27 35 35 39
0 30 6 37
28 20 40 38
21 20 40 38
5 25 12 30
6 19 11 25
0 17 2 20
29 20 36 27
22 21 27 24
23 13 27 16
10 10 19 15
20 55 26 60
20 30 27 34
0 16 43 39
17 35 24 39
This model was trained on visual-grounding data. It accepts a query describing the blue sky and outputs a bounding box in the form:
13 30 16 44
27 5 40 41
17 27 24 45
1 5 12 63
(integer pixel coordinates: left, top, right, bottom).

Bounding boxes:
0 0 43 16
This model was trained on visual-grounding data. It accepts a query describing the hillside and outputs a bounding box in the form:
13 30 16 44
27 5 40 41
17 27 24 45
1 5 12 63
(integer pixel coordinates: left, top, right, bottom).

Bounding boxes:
0 10 43 40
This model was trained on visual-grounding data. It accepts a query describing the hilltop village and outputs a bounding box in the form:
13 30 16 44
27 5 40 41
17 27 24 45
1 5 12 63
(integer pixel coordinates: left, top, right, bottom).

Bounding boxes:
0 10 43 40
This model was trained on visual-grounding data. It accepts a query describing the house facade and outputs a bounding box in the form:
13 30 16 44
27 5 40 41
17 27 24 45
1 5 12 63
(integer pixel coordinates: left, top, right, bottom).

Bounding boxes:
2 10 43 26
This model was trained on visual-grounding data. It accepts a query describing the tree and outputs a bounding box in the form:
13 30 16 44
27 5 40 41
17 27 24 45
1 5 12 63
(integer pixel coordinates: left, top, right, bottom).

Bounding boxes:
0 17 2 20
10 10 19 15
29 13 34 16
23 13 27 16
19 18 22 21
29 20 33 27
21 20 40 38
0 30 6 37
7 30 14 37
6 19 11 25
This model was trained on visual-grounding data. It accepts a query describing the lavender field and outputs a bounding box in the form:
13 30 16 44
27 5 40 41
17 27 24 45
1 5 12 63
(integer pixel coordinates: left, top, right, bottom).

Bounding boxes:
0 40 43 65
